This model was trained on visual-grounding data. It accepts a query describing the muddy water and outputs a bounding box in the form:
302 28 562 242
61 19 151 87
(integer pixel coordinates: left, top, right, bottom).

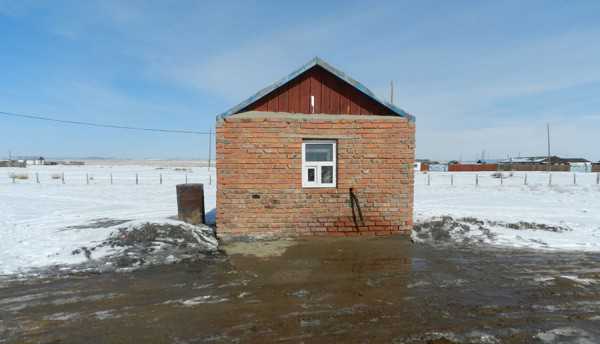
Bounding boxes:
1 237 600 343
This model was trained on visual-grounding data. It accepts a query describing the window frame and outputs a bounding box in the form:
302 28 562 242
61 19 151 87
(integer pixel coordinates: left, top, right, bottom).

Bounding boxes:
301 140 337 188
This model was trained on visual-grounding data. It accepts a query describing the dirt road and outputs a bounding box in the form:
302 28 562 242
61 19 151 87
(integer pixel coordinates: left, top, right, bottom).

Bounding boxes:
1 236 599 343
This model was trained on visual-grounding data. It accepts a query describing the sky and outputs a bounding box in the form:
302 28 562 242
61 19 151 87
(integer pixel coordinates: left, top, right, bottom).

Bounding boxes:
1 0 600 161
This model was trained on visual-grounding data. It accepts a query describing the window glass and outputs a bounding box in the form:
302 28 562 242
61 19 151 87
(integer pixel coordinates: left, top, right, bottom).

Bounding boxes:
307 168 315 182
321 166 333 183
305 144 333 162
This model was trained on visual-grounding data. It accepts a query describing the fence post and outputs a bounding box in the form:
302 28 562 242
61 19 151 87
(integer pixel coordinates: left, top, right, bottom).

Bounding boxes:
524 173 528 186
597 172 599 185
12 175 16 183
62 173 65 184
110 173 113 185
451 174 454 186
548 173 552 186
136 173 139 185
573 173 577 186
185 174 188 184
500 174 503 185
427 174 430 186
86 173 89 185
476 174 479 187
36 172 39 184
160 173 163 185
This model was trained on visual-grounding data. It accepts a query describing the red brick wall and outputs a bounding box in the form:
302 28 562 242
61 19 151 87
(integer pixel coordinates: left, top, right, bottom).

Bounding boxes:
216 113 415 237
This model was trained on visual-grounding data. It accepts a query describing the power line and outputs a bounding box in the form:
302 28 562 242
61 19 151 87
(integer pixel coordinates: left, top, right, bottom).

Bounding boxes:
0 110 211 135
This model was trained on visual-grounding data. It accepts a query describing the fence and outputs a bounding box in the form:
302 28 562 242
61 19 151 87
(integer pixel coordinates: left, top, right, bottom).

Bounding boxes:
3 170 215 186
5 169 600 188
418 171 600 187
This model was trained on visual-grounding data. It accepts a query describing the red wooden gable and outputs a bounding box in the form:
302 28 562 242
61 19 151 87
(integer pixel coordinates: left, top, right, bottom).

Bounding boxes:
240 66 394 116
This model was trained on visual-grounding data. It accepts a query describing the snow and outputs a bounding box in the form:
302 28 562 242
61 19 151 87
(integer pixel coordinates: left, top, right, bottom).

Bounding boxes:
1 165 600 275
414 171 600 251
0 164 216 276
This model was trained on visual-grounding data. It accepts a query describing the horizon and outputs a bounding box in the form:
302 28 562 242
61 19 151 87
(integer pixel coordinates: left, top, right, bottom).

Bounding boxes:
4 154 599 164
1 1 600 160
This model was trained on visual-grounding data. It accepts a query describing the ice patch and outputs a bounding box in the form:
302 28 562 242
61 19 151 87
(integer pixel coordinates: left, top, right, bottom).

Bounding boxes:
44 312 80 321
94 309 119 320
559 275 597 286
164 295 229 306
534 276 555 283
535 327 596 343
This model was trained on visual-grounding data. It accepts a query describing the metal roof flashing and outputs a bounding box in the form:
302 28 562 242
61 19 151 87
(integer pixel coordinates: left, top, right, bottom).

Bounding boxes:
216 57 415 122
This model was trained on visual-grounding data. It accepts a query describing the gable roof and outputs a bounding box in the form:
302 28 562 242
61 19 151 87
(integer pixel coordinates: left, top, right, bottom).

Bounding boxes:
216 57 415 121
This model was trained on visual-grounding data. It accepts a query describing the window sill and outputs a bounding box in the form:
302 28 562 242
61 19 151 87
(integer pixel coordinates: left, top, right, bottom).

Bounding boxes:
302 185 337 189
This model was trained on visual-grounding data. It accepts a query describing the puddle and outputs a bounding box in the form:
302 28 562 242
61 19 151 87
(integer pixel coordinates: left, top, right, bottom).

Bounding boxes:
1 236 599 343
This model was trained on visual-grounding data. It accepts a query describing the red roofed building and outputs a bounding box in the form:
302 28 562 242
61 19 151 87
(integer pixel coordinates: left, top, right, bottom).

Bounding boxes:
216 57 415 238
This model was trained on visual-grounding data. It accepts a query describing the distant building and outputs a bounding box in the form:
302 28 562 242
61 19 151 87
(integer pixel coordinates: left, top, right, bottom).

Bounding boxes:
60 161 85 166
25 157 45 166
500 156 590 165
0 160 26 168
569 162 592 173
428 163 448 172
498 156 592 172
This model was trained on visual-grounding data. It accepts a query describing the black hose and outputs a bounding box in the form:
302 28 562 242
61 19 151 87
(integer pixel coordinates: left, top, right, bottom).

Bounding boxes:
349 188 365 230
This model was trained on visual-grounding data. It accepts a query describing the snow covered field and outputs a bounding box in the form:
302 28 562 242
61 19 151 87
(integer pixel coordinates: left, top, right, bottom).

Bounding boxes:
0 164 216 276
1 164 600 275
414 172 600 251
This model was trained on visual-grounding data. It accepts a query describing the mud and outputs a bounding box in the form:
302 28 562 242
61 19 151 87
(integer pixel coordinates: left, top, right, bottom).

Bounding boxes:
1 237 599 343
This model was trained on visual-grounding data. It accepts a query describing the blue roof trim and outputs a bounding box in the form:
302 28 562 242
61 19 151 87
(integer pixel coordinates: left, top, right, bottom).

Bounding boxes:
216 57 415 122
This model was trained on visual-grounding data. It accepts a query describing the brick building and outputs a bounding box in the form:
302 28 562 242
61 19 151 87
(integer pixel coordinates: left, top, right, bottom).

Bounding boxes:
216 57 415 237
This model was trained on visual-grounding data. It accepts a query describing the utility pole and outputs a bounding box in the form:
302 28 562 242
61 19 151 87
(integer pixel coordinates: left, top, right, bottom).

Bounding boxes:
390 81 394 105
547 123 551 172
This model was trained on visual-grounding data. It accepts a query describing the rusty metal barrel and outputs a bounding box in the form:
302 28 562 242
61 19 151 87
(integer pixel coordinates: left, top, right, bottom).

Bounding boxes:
176 183 205 225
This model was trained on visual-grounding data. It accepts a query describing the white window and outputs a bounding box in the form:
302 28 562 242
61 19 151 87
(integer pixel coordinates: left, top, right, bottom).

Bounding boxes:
302 140 336 188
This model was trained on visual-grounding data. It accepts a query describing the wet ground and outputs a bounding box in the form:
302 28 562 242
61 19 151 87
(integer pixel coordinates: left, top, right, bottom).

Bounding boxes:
1 236 600 343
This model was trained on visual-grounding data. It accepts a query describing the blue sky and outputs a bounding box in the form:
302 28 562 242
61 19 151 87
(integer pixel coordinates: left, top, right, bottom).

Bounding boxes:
1 0 600 160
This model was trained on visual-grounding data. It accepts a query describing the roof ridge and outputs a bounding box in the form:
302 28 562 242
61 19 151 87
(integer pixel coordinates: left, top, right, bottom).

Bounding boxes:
217 57 414 121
